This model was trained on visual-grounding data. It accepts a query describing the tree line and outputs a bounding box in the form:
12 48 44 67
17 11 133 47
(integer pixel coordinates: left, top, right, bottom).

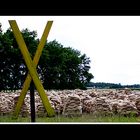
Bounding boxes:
86 82 140 89
0 24 94 91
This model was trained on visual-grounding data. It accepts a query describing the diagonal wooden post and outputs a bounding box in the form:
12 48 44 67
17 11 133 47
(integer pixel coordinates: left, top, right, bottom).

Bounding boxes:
9 20 55 117
11 21 53 119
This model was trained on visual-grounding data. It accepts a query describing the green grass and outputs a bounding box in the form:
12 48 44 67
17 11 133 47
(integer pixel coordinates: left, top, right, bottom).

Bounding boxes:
1 114 140 123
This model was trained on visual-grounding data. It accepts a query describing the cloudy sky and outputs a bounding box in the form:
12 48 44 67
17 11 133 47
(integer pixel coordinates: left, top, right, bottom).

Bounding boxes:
0 16 140 85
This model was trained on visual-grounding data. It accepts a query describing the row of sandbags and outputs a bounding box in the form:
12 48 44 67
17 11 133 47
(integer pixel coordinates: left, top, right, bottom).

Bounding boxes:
1 89 140 117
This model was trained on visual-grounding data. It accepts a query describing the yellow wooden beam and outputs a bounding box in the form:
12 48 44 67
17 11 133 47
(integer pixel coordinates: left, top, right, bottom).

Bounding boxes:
9 20 55 117
11 21 53 118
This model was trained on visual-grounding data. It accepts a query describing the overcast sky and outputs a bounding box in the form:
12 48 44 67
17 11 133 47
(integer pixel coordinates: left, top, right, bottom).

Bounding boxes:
1 16 140 85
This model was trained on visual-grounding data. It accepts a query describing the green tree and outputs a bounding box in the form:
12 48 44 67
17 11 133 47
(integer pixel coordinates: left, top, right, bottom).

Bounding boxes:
0 26 38 90
39 40 94 89
0 25 94 90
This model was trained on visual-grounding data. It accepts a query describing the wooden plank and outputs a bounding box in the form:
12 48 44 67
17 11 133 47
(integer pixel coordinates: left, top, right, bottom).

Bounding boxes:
12 21 53 118
9 20 55 117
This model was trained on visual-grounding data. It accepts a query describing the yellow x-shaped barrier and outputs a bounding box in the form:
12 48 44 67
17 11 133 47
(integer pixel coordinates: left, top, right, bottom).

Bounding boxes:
9 20 55 118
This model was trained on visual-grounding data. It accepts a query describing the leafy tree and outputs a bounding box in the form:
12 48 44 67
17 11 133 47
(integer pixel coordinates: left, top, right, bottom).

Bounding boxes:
0 24 94 90
0 26 38 90
38 40 94 89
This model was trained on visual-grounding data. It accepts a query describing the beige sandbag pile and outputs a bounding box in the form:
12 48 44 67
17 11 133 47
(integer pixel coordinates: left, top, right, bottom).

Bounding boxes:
82 98 96 113
13 95 30 117
62 94 82 116
116 100 138 116
94 97 113 115
0 92 16 115
1 89 140 117
49 94 62 114
135 97 140 115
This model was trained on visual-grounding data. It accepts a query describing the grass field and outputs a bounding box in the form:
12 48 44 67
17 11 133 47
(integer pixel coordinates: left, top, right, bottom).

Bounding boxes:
1 114 140 123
